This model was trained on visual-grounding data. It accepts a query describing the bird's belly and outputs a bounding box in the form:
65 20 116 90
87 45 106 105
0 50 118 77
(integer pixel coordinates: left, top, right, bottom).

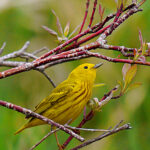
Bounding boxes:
45 83 92 125
52 105 83 125
50 95 91 125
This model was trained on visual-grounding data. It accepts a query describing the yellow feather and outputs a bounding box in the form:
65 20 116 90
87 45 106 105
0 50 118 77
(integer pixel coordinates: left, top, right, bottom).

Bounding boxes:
15 124 28 135
15 63 102 134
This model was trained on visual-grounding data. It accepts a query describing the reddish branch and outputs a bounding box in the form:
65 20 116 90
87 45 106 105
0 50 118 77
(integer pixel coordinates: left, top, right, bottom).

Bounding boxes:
31 2 142 58
89 0 97 27
86 51 150 66
79 0 90 34
0 41 149 79
0 1 146 81
0 100 84 142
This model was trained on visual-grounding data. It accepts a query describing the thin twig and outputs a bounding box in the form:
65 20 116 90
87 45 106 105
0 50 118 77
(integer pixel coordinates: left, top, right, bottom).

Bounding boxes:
21 52 38 59
85 51 150 66
0 42 6 55
71 122 132 150
113 120 124 130
0 60 27 67
68 24 81 39
89 0 97 27
79 0 90 34
30 126 109 150
32 47 50 55
0 41 30 61
30 128 59 150
65 125 110 132
37 69 56 88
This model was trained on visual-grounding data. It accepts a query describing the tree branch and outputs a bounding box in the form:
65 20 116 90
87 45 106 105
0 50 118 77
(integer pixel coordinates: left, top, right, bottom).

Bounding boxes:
0 1 147 81
0 100 84 142
71 121 131 150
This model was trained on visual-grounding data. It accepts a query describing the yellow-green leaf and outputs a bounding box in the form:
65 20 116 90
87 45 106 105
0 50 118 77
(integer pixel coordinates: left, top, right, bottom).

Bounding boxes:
139 29 143 49
122 63 131 81
124 64 137 88
117 80 123 91
52 9 63 35
142 42 147 55
42 25 58 37
126 82 142 93
93 83 105 88
64 22 70 37
133 53 140 61
68 24 81 38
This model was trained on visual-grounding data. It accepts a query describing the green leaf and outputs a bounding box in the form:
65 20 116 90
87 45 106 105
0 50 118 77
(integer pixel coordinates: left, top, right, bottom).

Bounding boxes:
68 24 81 38
64 22 70 37
122 63 131 81
125 64 137 85
117 80 123 91
93 83 105 88
126 82 142 93
142 42 147 55
42 25 58 37
123 64 137 92
133 53 140 61
139 29 143 49
52 9 63 35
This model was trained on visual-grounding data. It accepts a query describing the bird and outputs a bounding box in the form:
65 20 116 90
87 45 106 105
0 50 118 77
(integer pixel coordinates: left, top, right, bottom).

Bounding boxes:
15 63 103 148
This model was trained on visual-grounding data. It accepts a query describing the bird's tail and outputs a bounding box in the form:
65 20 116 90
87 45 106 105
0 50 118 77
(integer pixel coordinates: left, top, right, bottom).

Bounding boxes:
14 124 28 135
15 118 45 135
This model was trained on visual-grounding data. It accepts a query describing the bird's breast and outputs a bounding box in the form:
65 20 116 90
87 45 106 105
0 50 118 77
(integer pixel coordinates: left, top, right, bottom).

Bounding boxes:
48 81 93 125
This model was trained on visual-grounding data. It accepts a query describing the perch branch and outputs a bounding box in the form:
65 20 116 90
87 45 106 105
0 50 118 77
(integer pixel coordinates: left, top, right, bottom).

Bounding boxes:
0 100 84 142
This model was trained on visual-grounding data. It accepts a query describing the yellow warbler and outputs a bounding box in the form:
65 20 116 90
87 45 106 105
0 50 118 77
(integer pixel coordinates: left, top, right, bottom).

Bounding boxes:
15 63 103 134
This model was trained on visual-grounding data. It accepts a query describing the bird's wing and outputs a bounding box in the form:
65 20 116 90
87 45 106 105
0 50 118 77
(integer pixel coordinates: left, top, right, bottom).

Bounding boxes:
26 81 75 119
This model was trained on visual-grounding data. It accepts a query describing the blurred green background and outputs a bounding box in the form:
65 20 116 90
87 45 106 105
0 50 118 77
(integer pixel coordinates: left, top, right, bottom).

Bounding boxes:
0 0 150 150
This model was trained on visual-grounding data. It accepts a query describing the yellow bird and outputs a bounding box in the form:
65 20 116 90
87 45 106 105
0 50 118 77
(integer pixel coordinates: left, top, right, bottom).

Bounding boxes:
15 63 103 135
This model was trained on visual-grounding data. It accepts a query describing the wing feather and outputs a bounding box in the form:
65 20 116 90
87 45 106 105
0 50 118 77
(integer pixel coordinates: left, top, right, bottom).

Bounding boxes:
26 80 75 119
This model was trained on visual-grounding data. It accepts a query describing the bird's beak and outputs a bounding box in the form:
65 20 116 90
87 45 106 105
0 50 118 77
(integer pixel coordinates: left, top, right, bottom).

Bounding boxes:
93 63 103 69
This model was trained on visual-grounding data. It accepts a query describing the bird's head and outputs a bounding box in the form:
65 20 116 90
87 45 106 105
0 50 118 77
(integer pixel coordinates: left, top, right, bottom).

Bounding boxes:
68 63 103 83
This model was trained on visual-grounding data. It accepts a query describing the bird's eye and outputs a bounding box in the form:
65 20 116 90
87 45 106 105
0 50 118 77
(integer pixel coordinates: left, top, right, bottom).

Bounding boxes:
84 66 88 69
